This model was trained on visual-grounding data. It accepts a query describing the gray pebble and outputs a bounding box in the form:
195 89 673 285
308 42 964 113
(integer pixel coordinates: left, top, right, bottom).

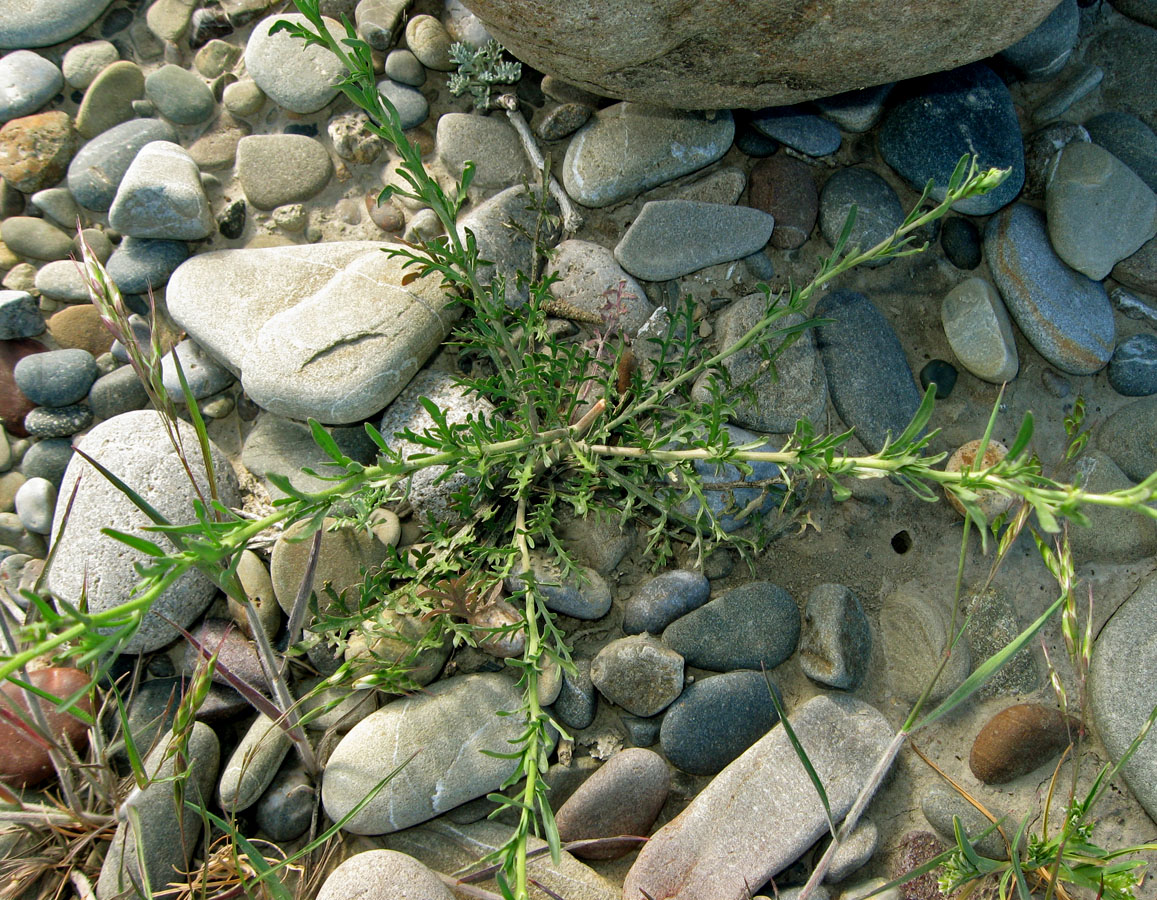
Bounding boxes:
622 569 710 635
819 167 903 268
106 237 188 294
144 64 215 125
29 187 81 231
62 41 120 90
376 78 428 129
590 634 684 717
67 118 179 213
222 79 264 118
14 349 99 408
14 476 55 534
255 761 315 841
89 364 150 420
553 657 597 730
34 260 92 303
750 105 841 156
799 583 871 690
0 290 45 340
19 438 72 487
23 404 93 438
383 49 425 86
161 339 234 402
0 51 63 123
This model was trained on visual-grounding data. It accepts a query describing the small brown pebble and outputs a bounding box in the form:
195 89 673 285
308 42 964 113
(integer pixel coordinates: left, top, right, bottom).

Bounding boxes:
969 702 1078 784
0 667 93 789
365 191 404 232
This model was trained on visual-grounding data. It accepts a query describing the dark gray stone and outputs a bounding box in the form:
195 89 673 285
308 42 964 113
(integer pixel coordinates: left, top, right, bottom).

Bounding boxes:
922 784 1011 860
940 217 982 269
0 290 45 340
1108 332 1157 397
553 657 596 730
590 634 685 718
89 365 150 420
256 761 315 841
14 349 99 408
505 555 612 620
814 290 921 453
144 64 216 125
813 83 893 133
19 438 72 487
750 106 841 157
623 570 710 635
106 237 189 294
23 404 93 437
663 581 800 672
66 118 179 212
1085 110 1157 192
819 167 903 268
998 0 1078 80
1097 395 1157 483
799 584 870 690
675 424 787 532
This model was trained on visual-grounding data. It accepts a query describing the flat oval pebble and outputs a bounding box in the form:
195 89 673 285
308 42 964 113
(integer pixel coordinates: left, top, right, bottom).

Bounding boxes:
660 670 781 775
0 0 115 50
89 365 149 419
1 216 73 261
554 657 597 729
545 239 654 336
435 112 529 190
799 583 871 690
1108 333 1157 396
0 667 91 788
144 64 215 125
969 703 1077 784
819 167 904 267
19 437 71 486
878 63 1024 215
244 13 346 114
255 761 315 842
384 49 425 86
590 634 684 717
940 277 1019 384
814 290 921 453
236 134 334 210
14 348 98 407
534 102 592 142
814 83 893 133
563 102 734 208
219 713 292 813
747 154 818 250
0 51 63 123
750 105 841 157
404 14 454 71
1096 395 1157 482
1084 110 1157 192
614 200 774 281
555 748 670 859
921 783 1011 860
75 60 143 139
622 569 710 635
316 850 453 900
34 260 91 303
376 78 428 130
0 111 79 194
998 0 1078 80
66 118 178 212
24 403 93 437
663 581 799 672
62 41 119 90
106 237 188 294
984 203 1115 375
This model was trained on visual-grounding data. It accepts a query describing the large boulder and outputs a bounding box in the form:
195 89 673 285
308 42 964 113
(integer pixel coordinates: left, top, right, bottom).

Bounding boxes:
457 0 1062 109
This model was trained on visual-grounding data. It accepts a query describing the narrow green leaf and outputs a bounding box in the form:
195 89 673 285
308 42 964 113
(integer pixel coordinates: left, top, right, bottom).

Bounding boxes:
190 804 295 900
99 528 167 557
1008 812 1032 900
111 684 149 790
73 447 174 530
1007 412 1035 461
265 472 312 500
832 204 858 258
308 419 347 463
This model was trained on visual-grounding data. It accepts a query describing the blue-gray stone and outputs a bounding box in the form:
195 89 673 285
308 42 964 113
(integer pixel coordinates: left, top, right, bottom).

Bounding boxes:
622 714 661 748
107 238 189 295
89 365 150 420
1108 333 1157 397
799 584 871 690
34 260 92 302
998 0 1078 81
1085 110 1157 192
20 438 72 487
255 761 315 842
750 106 841 157
0 51 64 123
144 64 216 126
244 13 345 114
734 117 778 157
675 424 786 533
0 290 45 340
940 217 982 270
814 290 921 453
553 658 596 730
0 0 115 50
614 199 774 281
23 404 93 438
1096 396 1157 483
1032 64 1103 124
662 581 800 673
984 203 1115 375
376 78 427 129
108 141 214 240
878 63 1024 215
161 339 235 401
623 570 710 635
67 118 179 212
818 167 903 268
813 83 893 133
659 670 780 775
506 556 612 620
383 49 425 86
14 349 99 408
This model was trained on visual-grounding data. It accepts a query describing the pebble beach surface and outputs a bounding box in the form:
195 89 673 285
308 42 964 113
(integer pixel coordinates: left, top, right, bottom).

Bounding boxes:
2 1 1157 899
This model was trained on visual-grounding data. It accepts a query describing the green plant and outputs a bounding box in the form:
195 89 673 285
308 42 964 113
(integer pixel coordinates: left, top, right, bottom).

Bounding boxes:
448 39 523 111
6 4 1157 898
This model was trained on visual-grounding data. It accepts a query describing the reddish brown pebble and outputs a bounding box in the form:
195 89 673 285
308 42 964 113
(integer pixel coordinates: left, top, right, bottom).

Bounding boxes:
0 667 93 789
47 305 115 359
747 154 819 250
365 191 404 232
892 831 949 900
555 747 670 859
0 338 48 437
969 702 1078 784
0 112 79 194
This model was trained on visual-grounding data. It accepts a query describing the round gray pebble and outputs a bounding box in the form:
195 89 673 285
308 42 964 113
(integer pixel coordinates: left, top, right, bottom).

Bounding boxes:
89 365 150 420
1108 333 1157 397
23 404 93 438
376 78 428 130
14 349 100 408
19 438 73 487
0 290 45 339
144 64 215 125
14 476 56 534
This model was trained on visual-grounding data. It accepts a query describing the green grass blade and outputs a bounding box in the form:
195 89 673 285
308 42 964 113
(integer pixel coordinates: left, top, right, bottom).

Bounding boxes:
190 804 295 900
110 682 149 790
170 346 219 509
1008 813 1032 900
72 447 175 531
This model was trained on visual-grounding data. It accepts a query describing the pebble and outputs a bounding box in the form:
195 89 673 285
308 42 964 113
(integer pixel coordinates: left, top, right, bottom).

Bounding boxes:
30 187 80 230
222 78 265 117
0 0 115 49
23 403 92 437
355 0 407 50
0 51 63 124
534 102 593 142
921 783 1011 860
940 216 982 269
0 290 44 339
1 216 73 261
271 517 387 618
878 63 1024 215
814 290 921 453
376 78 428 130
919 360 957 398
660 670 781 775
1108 333 1157 396
14 348 98 407
1033 63 1103 124
505 553 612 620
235 133 334 210
735 116 779 157
554 657 597 730
545 240 654 336
962 588 1040 700
0 111 79 194
168 241 455 422
590 634 684 717
1111 0 1157 26
435 112 529 190
35 260 94 302
62 40 119 90
622 570 710 635
242 413 355 499
106 237 188 295
218 712 292 813
322 673 540 834
384 48 425 86
19 437 72 486
1059 450 1157 564
1096 395 1157 481
1045 142 1157 281
328 111 385 165
404 14 454 71
998 0 1078 80
107 140 213 240
1023 121 1089 202
75 60 143 139
194 39 241 79
799 584 871 690
244 13 346 114
316 850 454 900
969 703 1077 784
747 154 818 249
47 304 113 358
664 581 799 672
1085 27 1157 133
674 423 785 532
879 584 970 705
217 197 246 238
1084 110 1157 192
819 167 904 267
181 616 269 692
160 338 234 401
813 83 893 133
47 411 240 653
144 64 215 125
615 200 773 281
562 103 734 208
97 722 219 900
984 203 1115 375
749 106 841 157
87 364 148 420
826 820 879 883
0 667 91 788
66 117 178 212
1088 571 1157 822
940 277 1019 384
556 748 670 859
624 694 893 900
